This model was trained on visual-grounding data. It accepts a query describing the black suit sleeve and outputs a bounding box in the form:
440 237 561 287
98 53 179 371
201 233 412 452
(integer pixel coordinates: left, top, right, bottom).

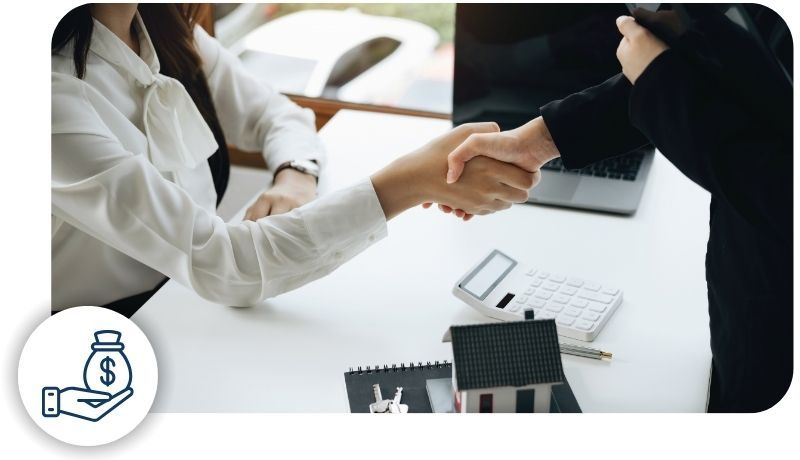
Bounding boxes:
540 73 650 169
540 49 790 240
628 50 791 240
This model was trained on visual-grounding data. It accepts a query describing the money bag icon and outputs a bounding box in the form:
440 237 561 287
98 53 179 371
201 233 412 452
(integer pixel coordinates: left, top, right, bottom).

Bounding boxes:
83 330 132 396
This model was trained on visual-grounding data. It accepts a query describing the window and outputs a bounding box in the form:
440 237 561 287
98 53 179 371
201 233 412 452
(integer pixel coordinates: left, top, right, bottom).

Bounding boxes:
516 389 536 413
213 3 454 114
479 393 493 413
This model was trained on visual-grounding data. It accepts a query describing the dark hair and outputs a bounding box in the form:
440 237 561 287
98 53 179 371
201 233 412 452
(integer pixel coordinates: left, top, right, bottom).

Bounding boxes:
52 4 229 203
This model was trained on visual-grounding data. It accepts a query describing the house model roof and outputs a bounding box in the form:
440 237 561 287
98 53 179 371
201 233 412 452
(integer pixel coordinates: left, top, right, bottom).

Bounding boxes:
445 319 565 391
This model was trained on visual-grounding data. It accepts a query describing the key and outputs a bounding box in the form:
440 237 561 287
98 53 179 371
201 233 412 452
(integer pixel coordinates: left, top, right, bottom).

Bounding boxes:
530 279 543 287
527 298 546 308
584 282 601 292
545 302 564 313
581 311 601 322
553 294 570 304
538 310 556 320
566 278 584 287
370 385 408 414
524 287 534 295
517 295 529 303
534 291 552 300
369 385 391 413
575 319 595 331
570 298 589 308
507 303 521 312
588 302 607 313
543 282 560 292
549 274 566 283
577 290 613 304
536 271 550 279
526 268 536 276
559 286 578 296
557 315 575 326
602 287 620 295
564 307 581 317
388 387 409 414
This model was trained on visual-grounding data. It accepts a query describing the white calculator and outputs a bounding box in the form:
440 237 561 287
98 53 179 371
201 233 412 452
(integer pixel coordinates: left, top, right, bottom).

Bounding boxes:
452 249 623 342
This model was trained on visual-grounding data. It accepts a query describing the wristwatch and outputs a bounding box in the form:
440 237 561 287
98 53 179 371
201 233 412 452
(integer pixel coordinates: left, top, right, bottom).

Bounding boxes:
274 160 320 182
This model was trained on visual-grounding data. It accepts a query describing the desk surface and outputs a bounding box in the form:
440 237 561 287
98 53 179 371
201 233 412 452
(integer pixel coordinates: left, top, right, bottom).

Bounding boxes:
133 110 712 413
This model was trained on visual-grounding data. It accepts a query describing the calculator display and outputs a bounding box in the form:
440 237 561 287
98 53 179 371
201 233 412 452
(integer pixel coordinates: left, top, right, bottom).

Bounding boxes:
460 251 517 300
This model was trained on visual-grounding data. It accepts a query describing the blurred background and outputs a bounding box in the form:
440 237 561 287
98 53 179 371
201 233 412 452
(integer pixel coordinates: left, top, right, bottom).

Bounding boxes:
213 3 455 114
207 4 455 220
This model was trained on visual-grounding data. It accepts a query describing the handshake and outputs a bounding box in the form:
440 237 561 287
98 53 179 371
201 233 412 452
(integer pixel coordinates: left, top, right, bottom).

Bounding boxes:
371 116 561 221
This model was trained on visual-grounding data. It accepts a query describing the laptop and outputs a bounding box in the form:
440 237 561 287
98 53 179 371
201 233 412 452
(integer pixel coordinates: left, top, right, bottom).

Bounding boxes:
453 4 654 215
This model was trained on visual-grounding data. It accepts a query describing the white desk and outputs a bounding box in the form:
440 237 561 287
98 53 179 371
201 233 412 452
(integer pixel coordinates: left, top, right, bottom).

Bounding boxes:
133 110 712 413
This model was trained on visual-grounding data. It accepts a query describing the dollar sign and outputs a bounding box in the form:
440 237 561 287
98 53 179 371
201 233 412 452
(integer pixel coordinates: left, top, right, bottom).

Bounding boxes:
99 356 116 386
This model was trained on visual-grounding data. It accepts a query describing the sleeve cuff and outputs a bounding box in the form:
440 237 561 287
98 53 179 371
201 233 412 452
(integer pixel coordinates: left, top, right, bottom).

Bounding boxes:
540 101 586 169
42 387 59 417
539 73 638 170
300 178 388 260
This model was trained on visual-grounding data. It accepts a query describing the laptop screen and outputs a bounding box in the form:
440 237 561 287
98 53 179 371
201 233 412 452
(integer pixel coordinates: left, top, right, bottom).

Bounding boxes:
453 3 630 130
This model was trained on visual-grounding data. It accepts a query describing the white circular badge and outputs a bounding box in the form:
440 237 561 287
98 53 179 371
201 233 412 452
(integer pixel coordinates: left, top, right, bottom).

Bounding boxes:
18 306 158 446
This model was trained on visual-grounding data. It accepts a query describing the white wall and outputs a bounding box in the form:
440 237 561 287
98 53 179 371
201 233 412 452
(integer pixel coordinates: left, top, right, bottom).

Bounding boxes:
533 384 552 412
464 389 481 413
462 384 553 413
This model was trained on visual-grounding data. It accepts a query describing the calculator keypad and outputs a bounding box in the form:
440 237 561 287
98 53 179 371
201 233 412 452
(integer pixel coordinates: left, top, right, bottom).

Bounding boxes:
513 270 622 341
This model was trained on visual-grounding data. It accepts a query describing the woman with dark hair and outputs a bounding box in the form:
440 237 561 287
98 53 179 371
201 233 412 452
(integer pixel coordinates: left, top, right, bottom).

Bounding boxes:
52 4 539 314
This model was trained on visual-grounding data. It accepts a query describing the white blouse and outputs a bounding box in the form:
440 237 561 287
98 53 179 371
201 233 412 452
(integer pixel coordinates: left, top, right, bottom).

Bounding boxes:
51 14 387 310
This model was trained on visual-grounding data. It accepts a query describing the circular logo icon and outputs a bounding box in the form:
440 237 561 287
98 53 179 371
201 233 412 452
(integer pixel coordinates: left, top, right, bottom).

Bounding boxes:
18 306 158 446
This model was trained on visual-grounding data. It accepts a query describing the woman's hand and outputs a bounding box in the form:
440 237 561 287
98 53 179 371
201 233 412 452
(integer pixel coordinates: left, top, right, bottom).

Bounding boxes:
615 15 669 84
445 117 557 185
370 122 538 220
437 117 557 220
244 168 317 221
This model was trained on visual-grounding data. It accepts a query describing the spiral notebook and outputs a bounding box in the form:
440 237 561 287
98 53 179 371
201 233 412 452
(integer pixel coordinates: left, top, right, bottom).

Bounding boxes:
344 361 581 413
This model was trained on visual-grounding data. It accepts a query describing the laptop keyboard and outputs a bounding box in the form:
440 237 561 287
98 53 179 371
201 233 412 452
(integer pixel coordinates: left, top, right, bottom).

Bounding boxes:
541 151 645 181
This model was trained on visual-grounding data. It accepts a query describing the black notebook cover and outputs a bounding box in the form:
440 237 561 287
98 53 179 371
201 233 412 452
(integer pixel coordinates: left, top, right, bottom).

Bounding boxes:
344 361 581 413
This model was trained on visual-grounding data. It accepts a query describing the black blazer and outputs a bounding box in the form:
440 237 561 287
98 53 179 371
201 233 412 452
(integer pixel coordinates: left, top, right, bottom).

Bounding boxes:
540 4 792 412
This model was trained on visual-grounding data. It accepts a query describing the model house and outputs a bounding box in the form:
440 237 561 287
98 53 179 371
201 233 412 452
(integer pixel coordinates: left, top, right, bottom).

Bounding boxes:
442 313 565 413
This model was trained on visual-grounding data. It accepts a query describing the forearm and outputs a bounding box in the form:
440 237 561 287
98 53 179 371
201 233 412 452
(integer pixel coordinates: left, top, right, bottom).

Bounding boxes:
541 73 649 169
53 152 387 306
370 156 425 220
272 167 317 193
194 26 325 170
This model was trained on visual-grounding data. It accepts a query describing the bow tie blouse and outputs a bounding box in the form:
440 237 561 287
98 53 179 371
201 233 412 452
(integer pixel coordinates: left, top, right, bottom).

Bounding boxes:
51 14 387 310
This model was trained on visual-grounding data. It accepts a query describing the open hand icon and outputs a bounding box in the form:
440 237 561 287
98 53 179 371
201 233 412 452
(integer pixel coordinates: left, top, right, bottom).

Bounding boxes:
42 386 134 422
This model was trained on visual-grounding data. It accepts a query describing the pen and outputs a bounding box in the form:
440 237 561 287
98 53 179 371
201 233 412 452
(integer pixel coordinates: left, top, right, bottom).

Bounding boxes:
559 342 613 360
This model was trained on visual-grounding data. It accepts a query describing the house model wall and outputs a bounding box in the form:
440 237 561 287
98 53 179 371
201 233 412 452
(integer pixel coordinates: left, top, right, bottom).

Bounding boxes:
454 382 554 413
444 315 565 413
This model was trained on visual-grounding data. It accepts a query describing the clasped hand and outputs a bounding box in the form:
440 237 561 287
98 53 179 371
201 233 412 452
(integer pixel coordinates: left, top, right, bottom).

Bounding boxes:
370 122 541 221
429 117 557 220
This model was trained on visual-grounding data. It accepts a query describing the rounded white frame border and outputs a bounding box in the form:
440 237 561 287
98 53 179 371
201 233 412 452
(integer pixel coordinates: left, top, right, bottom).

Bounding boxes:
18 306 158 446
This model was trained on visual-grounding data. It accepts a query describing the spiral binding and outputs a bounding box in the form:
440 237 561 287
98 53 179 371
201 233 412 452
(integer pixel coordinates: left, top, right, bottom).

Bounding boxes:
347 360 451 375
